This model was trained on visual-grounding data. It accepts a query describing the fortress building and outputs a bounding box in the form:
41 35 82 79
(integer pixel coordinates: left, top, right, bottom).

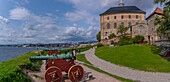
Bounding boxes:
100 0 164 44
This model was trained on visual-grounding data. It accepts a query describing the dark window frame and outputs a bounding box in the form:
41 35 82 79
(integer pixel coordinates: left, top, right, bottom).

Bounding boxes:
107 16 109 20
128 22 131 27
114 23 117 29
107 23 110 29
114 16 116 19
121 15 124 19
129 15 131 19
136 22 138 25
136 15 139 19
121 22 124 27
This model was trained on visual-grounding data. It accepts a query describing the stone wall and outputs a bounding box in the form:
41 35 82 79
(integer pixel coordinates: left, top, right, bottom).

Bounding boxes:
132 23 149 41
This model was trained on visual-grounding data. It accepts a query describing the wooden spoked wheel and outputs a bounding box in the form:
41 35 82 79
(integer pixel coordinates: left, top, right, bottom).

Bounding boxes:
68 65 84 82
45 62 48 70
45 66 62 82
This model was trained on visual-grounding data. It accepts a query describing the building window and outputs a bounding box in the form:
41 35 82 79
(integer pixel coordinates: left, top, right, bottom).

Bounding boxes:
129 15 131 19
114 16 116 19
107 16 109 20
136 15 138 19
121 15 124 19
105 32 108 35
107 23 110 29
128 22 131 27
136 22 138 25
114 23 117 29
139 25 143 29
121 22 124 27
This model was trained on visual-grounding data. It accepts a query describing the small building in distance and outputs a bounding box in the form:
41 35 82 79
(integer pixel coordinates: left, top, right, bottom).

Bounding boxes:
100 0 165 44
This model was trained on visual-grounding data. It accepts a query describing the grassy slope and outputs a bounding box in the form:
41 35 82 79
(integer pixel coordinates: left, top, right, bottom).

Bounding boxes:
76 54 135 82
0 52 39 81
59 46 93 54
95 45 170 72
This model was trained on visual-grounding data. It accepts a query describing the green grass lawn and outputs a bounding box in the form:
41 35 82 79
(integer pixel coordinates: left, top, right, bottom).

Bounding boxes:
76 54 135 82
76 54 92 65
95 45 170 72
0 52 40 81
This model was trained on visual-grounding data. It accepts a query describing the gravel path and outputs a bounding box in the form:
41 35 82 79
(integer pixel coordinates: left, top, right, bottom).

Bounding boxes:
85 48 170 82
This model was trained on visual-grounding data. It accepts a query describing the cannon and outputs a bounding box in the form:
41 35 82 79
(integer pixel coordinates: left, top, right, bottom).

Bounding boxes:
30 54 84 82
48 50 61 55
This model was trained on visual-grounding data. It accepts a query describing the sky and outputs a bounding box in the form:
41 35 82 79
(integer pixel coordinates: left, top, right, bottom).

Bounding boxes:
0 0 162 44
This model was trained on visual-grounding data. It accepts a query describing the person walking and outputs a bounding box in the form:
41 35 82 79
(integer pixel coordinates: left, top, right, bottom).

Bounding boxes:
72 49 76 63
65 50 67 55
67 50 70 54
78 48 80 54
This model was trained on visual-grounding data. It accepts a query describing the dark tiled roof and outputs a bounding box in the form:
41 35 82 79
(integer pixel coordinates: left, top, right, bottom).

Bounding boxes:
100 6 146 16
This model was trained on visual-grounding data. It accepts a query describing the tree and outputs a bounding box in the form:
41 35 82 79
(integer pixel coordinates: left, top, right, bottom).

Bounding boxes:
154 0 170 37
108 33 116 39
96 31 101 42
133 35 144 43
117 26 129 35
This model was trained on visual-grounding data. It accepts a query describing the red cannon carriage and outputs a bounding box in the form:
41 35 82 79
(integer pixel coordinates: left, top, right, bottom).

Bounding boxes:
30 54 84 82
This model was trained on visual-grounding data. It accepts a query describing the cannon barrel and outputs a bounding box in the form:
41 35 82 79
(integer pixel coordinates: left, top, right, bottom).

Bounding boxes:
30 54 73 60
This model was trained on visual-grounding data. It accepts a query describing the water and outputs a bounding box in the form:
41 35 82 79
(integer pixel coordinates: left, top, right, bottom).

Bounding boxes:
0 47 45 63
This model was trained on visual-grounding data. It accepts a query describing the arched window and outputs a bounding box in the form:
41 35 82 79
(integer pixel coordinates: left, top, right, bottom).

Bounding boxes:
121 22 124 27
107 23 110 29
128 22 131 27
114 23 117 29
139 25 143 29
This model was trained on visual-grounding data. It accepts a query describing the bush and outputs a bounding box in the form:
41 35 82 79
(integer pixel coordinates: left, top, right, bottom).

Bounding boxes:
114 42 118 46
150 45 161 54
168 37 170 41
118 36 132 46
133 35 144 43
0 52 39 81
108 33 116 39
97 43 104 47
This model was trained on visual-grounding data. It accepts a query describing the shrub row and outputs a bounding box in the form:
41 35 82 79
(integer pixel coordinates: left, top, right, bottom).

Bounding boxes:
118 35 145 46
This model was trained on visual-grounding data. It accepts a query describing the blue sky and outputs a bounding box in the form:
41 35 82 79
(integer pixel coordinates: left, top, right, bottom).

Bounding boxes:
0 0 162 44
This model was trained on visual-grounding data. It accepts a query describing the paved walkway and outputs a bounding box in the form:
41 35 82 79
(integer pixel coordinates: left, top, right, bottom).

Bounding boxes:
85 48 170 82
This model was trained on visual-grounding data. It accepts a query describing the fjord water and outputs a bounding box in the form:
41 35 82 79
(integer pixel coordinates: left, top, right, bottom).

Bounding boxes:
0 47 42 63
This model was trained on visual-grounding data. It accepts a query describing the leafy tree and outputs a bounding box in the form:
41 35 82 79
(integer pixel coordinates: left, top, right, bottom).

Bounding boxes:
97 43 104 47
154 0 170 37
108 33 116 39
117 26 129 35
118 36 132 46
133 35 144 43
96 31 101 42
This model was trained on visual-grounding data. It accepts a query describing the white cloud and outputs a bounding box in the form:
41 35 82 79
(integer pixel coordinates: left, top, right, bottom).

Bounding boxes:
0 16 9 23
65 10 99 25
3 7 99 44
61 0 159 26
56 10 59 12
9 7 30 20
